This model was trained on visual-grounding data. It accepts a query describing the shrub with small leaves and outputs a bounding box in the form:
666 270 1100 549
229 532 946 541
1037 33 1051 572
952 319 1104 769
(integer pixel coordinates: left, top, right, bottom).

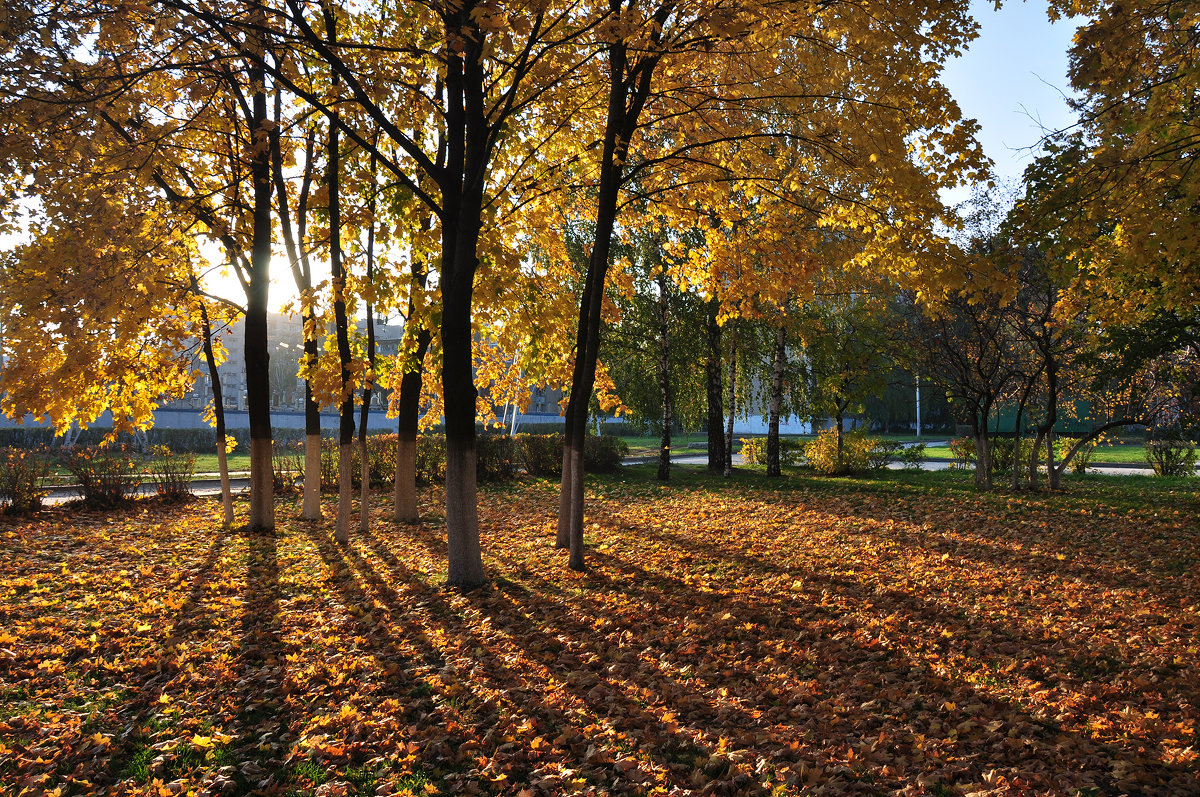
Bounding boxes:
518 433 563 477
804 429 874 475
365 434 397 485
867 440 903 470
149 445 196 502
900 442 927 470
948 437 976 469
60 445 142 507
0 447 50 514
584 434 629 472
739 437 802 468
477 434 518 481
1055 437 1096 475
415 435 446 485
272 444 303 494
1145 438 1196 477
739 437 766 466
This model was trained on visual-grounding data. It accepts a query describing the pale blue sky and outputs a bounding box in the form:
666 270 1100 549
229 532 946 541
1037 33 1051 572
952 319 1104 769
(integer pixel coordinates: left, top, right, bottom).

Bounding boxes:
941 0 1082 186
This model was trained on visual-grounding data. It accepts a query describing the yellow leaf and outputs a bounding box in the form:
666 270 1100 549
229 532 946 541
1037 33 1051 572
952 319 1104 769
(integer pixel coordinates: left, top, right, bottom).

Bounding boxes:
191 734 214 749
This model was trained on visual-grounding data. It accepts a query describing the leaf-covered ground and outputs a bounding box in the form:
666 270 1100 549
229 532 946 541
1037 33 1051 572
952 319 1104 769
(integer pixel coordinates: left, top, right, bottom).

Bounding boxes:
1 470 1197 796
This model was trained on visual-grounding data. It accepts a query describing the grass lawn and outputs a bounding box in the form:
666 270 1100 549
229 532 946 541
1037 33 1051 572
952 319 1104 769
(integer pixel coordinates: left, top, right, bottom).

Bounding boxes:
921 442 1158 466
1 467 1197 795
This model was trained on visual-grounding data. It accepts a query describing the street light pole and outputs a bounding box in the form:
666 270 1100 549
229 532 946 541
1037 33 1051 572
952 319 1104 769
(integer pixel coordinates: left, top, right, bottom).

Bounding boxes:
915 374 922 440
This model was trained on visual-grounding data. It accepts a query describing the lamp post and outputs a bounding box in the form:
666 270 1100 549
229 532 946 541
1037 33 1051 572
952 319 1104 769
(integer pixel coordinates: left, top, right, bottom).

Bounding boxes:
915 374 922 440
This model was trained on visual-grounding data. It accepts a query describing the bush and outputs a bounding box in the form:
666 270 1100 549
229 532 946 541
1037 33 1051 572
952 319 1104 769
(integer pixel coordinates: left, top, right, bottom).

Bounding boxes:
415 434 446 485
948 437 976 469
477 434 518 481
584 434 628 473
365 434 398 485
272 444 303 493
518 433 563 477
60 445 143 507
1145 438 1196 477
804 429 873 475
739 437 765 466
739 436 802 468
1055 437 1096 475
149 445 196 501
0 447 50 514
899 442 927 470
320 438 341 490
867 440 903 470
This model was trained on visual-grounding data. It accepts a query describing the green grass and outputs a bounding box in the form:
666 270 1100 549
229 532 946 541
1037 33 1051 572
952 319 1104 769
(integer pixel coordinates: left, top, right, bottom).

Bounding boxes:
611 461 1199 514
923 441 1161 466
188 453 252 474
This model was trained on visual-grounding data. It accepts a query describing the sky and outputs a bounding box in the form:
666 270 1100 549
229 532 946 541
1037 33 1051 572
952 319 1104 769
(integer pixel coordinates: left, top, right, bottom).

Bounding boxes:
941 0 1083 190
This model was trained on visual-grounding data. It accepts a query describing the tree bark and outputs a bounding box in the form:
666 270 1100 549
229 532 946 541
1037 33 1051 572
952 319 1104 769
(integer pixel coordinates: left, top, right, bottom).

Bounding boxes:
394 328 431 523
272 110 322 521
245 50 274 533
196 279 233 527
1036 359 1060 490
554 24 662 572
325 38 355 544
766 323 786 477
656 266 672 482
358 153 378 534
705 302 725 474
972 402 993 489
724 326 737 478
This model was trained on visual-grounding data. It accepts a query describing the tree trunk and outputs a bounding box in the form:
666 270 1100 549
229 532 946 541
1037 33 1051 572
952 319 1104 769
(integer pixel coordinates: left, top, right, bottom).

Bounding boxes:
245 57 274 533
358 154 378 534
325 53 355 544
271 98 321 521
196 281 233 527
302 387 321 519
1028 428 1045 489
836 412 845 471
973 405 993 489
554 34 658 572
705 302 724 474
656 267 672 482
393 329 431 523
441 292 484 588
357 311 374 533
766 323 786 477
1045 358 1060 489
724 327 737 478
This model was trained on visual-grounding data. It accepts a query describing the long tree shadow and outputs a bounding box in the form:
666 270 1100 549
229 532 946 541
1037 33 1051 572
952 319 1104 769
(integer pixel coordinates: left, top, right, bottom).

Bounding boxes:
504 540 1194 794
572 503 1198 793
235 526 287 771
102 514 229 788
305 520 726 794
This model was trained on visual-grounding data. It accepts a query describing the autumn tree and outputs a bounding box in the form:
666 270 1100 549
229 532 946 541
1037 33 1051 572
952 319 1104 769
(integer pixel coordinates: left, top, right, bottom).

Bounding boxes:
0 3 279 528
1029 0 1200 322
802 289 895 470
